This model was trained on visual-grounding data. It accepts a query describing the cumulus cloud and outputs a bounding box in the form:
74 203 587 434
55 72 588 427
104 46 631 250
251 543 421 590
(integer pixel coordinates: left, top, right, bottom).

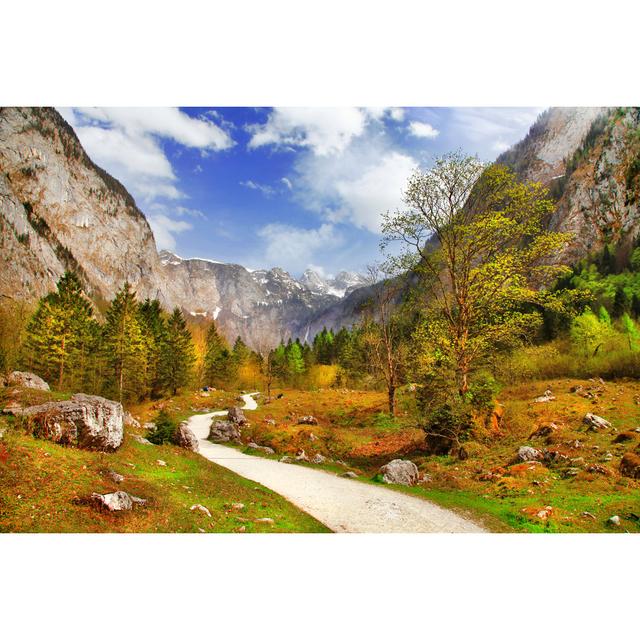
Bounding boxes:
292 138 417 234
147 214 192 251
281 177 293 190
59 106 234 250
408 121 440 138
247 107 372 156
258 223 343 273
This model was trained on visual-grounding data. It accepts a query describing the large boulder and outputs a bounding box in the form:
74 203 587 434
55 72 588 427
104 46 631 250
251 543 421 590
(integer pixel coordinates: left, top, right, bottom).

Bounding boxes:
23 394 124 450
208 420 240 442
173 422 199 452
5 371 50 391
379 459 419 486
227 406 248 426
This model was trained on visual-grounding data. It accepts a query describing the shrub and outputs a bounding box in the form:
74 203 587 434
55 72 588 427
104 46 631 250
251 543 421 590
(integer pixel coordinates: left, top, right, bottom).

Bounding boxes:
147 410 177 445
422 401 473 455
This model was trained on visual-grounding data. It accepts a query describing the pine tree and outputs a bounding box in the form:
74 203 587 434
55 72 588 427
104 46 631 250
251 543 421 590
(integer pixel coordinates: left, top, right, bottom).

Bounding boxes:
22 272 97 390
613 287 632 318
621 313 640 351
160 308 196 395
203 321 233 388
102 282 147 402
139 299 168 397
286 341 305 379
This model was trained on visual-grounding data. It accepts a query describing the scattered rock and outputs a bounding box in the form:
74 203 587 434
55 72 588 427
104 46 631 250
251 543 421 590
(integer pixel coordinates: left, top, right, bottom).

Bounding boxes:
562 467 580 478
603 451 614 461
298 415 318 426
295 449 309 462
247 442 275 455
254 517 274 525
583 413 611 431
5 371 50 391
264 419 276 426
104 469 124 483
582 511 596 520
156 459 167 466
123 412 140 429
340 471 359 479
22 394 124 451
533 389 555 403
517 446 542 462
131 434 153 445
279 456 292 464
311 453 326 464
570 457 585 466
231 502 245 511
91 491 145 511
190 504 211 517
208 420 240 442
619 452 640 479
2 400 24 415
308 432 318 442
227 406 248 426
143 422 156 432
530 423 558 439
608 515 621 527
378 459 419 486
173 422 199 452
586 464 611 476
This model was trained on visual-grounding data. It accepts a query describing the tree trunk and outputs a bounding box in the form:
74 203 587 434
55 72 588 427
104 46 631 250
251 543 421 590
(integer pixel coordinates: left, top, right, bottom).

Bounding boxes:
388 384 396 416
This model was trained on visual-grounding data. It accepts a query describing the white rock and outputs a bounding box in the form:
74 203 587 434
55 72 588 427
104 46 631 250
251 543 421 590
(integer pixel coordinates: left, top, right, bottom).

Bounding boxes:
379 459 419 486
190 504 212 517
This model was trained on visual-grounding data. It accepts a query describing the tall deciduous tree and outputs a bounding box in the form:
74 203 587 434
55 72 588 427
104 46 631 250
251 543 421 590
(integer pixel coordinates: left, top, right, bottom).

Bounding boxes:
382 152 570 397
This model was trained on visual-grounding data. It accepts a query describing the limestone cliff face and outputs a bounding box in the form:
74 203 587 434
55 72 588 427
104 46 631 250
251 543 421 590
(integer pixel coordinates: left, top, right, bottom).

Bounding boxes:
0 107 168 306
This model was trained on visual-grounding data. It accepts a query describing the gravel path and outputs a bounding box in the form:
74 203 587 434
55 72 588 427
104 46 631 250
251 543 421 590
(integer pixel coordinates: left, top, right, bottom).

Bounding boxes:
187 394 485 533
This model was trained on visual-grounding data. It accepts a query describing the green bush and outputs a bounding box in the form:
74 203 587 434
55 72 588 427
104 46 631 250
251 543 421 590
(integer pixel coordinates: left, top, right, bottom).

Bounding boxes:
147 410 177 445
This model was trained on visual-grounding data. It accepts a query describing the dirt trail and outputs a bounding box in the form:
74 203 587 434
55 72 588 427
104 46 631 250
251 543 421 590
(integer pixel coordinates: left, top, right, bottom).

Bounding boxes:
187 394 485 533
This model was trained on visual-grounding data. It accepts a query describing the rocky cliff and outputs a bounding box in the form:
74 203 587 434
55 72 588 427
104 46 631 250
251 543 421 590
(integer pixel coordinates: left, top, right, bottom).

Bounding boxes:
0 107 366 349
0 107 168 307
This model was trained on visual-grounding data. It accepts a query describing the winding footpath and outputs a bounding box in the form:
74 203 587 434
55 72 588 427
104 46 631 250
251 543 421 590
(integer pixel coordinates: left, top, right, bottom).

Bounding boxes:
187 393 485 533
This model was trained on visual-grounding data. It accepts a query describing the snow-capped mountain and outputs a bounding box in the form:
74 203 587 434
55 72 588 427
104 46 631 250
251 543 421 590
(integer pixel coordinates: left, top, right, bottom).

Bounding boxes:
300 269 368 298
158 251 364 348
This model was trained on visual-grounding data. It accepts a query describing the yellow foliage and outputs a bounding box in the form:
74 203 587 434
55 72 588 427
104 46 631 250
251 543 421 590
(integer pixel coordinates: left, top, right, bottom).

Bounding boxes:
237 361 261 387
307 364 339 388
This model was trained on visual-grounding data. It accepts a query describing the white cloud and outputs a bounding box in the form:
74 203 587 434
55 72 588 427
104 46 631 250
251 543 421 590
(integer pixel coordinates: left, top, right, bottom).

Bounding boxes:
281 177 293 190
389 107 405 122
59 106 234 250
247 107 371 156
408 121 440 138
72 107 233 150
258 223 343 273
292 136 417 234
450 107 546 156
148 214 192 251
240 180 276 197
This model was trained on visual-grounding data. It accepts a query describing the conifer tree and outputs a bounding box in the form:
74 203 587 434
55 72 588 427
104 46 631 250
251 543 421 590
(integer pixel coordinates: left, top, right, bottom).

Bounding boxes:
102 282 147 402
160 308 196 395
203 321 233 387
286 341 305 379
139 299 168 397
23 272 97 390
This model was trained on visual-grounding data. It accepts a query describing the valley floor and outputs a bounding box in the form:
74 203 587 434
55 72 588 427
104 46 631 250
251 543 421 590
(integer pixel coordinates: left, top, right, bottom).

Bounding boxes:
188 397 483 532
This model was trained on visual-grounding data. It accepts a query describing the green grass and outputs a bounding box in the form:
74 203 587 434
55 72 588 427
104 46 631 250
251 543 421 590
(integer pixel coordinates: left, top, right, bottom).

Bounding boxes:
0 418 329 533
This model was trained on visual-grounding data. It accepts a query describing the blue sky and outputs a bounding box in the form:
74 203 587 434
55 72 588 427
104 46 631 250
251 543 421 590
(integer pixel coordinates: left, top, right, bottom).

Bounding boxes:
59 107 544 277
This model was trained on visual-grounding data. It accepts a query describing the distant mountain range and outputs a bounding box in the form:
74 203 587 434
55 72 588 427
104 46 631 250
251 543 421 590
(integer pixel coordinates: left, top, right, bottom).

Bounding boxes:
3 106 639 348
